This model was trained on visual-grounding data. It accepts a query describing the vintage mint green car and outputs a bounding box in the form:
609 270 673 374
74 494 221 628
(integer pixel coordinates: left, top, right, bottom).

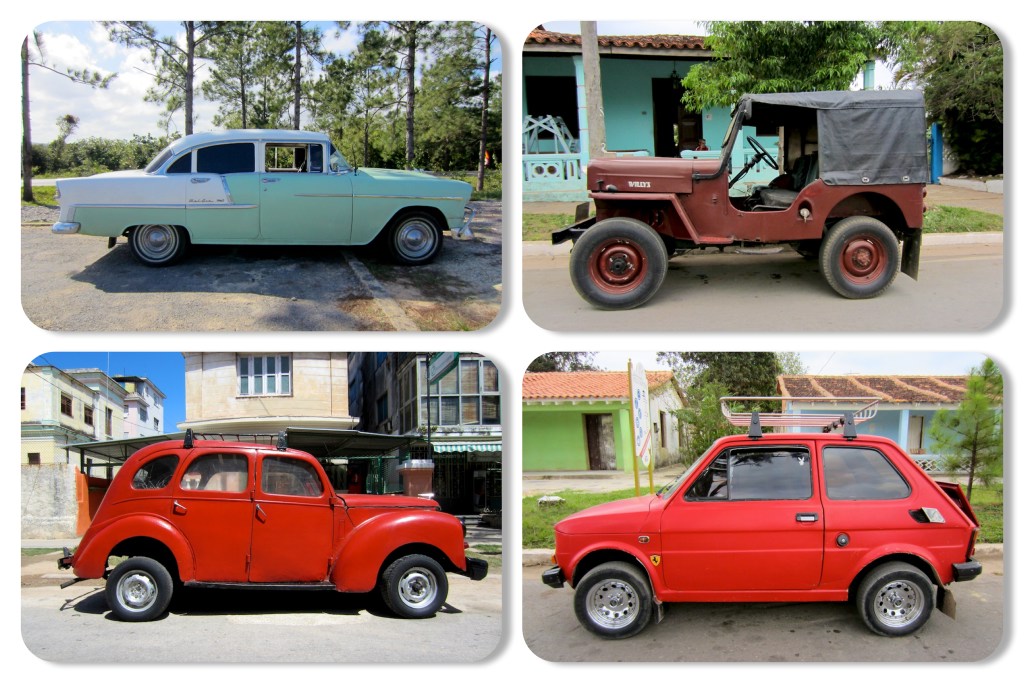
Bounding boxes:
51 130 475 266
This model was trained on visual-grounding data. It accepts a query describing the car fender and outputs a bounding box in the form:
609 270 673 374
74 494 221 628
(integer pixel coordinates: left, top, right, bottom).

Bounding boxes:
330 510 466 592
562 538 662 593
843 542 946 588
71 513 195 581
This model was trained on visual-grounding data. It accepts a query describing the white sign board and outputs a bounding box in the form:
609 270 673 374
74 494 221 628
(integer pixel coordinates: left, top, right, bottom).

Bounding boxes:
630 362 652 467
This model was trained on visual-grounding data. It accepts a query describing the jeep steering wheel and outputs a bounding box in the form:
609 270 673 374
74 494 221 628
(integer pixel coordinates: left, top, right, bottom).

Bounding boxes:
747 136 779 170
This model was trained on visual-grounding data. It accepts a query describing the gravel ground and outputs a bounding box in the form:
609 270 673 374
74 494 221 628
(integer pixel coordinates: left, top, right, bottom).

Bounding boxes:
20 200 502 332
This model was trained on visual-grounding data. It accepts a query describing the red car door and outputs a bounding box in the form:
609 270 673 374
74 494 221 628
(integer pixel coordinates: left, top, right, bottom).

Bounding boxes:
171 449 255 582
249 453 334 583
660 445 825 594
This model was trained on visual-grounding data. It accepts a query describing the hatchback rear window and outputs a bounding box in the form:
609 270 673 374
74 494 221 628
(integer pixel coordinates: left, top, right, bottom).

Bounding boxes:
131 454 179 490
823 446 910 500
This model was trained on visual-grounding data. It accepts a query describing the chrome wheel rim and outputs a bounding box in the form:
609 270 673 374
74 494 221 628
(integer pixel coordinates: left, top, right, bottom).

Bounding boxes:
116 571 158 613
135 225 178 261
585 577 640 630
872 579 924 628
398 567 438 608
395 219 437 260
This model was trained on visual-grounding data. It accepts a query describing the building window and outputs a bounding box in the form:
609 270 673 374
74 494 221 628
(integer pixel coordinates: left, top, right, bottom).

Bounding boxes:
409 357 501 429
60 393 73 417
140 406 148 423
84 406 94 427
238 354 292 396
21 387 26 410
27 453 41 465
154 417 160 432
105 408 113 436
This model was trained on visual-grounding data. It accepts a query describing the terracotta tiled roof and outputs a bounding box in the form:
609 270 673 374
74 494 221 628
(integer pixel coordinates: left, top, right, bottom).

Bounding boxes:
524 371 676 401
777 375 967 404
527 28 707 51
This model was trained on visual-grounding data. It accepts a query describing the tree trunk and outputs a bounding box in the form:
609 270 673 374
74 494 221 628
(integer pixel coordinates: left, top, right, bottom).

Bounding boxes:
581 22 608 161
293 22 302 130
21 38 34 203
476 28 491 192
185 22 195 135
405 31 416 169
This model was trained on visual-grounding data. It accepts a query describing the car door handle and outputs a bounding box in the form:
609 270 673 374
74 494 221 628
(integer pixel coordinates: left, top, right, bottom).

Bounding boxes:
795 512 818 523
190 177 210 184
261 178 280 184
255 503 267 522
172 500 187 515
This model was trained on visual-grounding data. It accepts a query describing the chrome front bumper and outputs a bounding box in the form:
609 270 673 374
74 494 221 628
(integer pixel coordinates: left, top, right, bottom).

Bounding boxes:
452 206 476 240
52 222 81 234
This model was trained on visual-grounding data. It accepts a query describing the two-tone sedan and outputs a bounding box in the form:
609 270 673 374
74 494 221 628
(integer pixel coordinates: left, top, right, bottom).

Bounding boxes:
52 130 475 266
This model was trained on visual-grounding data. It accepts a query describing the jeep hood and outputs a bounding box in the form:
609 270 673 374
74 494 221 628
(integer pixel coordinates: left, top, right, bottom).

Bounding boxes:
554 496 658 535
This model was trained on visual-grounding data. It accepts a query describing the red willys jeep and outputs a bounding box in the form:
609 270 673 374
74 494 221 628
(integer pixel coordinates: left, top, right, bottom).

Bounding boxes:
553 91 929 309
542 398 981 638
58 431 487 621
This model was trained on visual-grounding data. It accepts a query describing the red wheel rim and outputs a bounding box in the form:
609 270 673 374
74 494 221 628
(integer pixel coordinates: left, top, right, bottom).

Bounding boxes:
588 238 649 294
840 236 888 284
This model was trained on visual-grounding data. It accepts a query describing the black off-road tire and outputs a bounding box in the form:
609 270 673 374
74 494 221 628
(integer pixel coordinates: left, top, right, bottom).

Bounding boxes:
856 562 935 636
819 216 900 298
105 556 175 622
569 218 668 309
573 561 654 639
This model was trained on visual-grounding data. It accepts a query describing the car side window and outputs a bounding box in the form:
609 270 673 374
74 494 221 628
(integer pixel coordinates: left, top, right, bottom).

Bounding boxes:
261 456 324 497
265 144 315 173
823 446 910 500
131 454 180 490
181 453 249 492
196 143 255 174
166 153 192 174
686 447 812 501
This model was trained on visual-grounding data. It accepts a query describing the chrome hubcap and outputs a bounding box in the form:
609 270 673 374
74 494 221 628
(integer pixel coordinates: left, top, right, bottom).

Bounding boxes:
586 578 639 629
137 225 176 258
396 220 436 259
118 572 157 612
398 568 437 607
873 580 922 627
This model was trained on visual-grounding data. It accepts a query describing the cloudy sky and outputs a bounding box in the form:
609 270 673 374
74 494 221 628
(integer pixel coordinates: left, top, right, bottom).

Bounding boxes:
25 21 498 143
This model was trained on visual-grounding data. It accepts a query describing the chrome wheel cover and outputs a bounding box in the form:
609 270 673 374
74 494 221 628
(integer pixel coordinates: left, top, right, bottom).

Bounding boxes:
134 224 178 260
585 577 640 630
397 567 438 608
872 579 924 628
394 219 437 260
116 571 159 613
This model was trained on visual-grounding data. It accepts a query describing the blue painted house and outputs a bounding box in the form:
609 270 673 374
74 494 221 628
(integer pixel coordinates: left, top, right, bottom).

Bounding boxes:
777 374 971 473
522 28 778 202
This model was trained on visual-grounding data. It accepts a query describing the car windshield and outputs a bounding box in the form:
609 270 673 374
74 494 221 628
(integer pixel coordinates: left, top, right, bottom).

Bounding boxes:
329 143 352 173
656 444 715 498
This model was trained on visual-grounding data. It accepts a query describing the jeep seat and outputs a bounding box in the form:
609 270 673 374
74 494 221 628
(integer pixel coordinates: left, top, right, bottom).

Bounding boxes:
759 152 818 208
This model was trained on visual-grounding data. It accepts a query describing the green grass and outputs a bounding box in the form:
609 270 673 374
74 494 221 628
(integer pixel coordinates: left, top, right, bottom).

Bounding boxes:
523 204 1002 242
467 544 503 570
450 169 502 200
22 547 62 556
522 213 575 242
20 185 57 207
523 488 649 548
524 483 1003 547
967 485 1003 543
923 205 1002 233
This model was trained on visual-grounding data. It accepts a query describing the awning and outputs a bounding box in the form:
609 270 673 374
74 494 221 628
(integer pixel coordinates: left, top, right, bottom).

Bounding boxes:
429 441 502 454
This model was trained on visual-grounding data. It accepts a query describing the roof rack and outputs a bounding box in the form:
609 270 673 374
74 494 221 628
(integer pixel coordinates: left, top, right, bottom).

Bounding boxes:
720 396 880 439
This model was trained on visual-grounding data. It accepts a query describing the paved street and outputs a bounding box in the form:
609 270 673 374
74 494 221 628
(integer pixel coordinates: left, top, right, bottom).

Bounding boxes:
20 200 501 332
522 553 1004 662
22 550 503 663
523 234 1002 332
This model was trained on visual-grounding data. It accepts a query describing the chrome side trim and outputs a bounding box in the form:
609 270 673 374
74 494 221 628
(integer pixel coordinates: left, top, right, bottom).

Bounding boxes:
353 194 466 201
294 193 354 198
186 204 258 210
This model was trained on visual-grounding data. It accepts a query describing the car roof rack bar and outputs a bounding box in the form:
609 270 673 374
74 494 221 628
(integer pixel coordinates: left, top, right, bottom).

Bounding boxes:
184 428 195 449
720 396 880 436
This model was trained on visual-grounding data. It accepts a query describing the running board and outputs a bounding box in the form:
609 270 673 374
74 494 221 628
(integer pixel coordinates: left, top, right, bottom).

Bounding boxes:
184 581 336 591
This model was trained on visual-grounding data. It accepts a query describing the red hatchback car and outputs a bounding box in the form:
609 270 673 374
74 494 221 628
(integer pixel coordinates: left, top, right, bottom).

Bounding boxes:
542 401 981 638
59 431 487 621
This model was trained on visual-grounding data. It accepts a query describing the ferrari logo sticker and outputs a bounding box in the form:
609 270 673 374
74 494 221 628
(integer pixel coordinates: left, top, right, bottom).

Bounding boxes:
650 555 661 566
